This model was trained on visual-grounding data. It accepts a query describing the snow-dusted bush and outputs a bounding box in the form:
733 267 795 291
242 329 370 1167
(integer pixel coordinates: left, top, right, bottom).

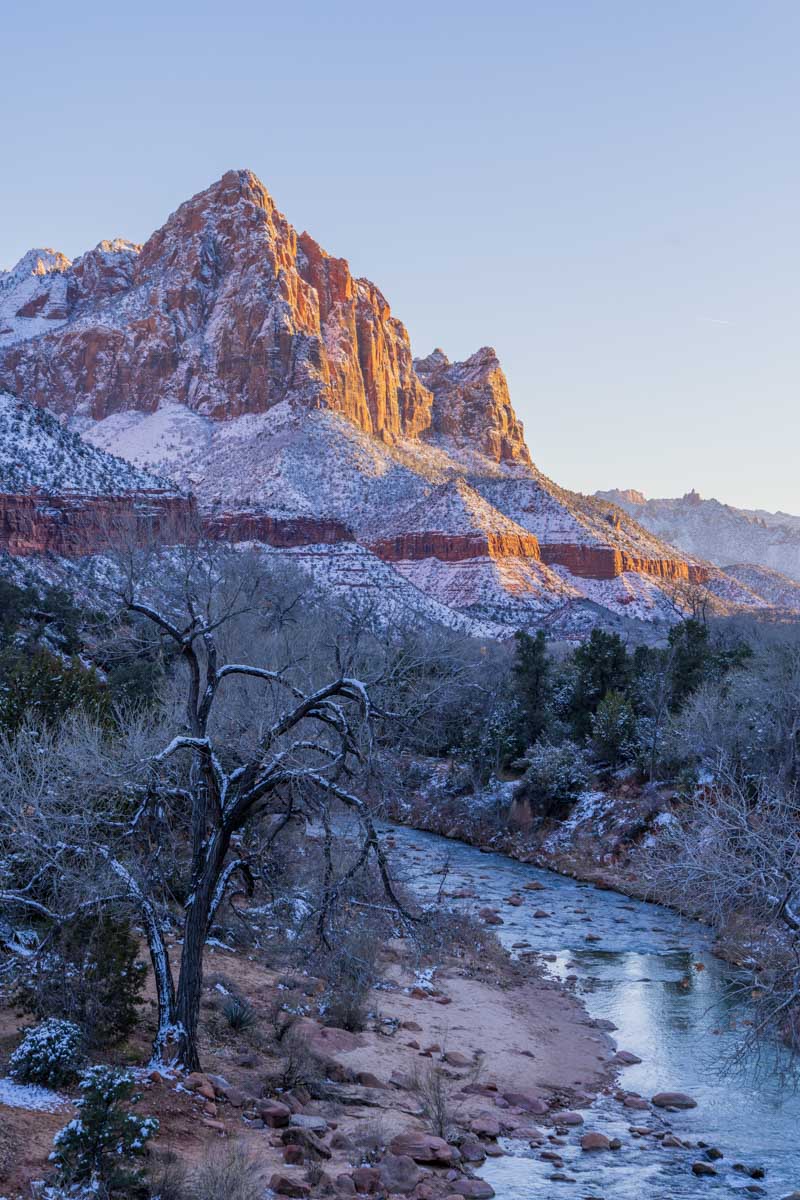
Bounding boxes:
514 740 590 820
590 690 637 768
8 1018 85 1088
51 1065 158 1194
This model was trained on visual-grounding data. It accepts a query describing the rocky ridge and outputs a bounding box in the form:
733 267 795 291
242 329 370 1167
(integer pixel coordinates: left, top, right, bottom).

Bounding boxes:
598 488 800 588
0 171 780 635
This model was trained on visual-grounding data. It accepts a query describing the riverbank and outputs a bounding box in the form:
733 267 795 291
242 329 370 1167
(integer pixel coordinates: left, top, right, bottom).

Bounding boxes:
0 895 618 1197
386 822 800 1198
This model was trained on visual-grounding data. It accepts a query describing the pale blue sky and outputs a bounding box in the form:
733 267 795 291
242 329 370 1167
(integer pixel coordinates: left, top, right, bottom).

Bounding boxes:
2 1 798 512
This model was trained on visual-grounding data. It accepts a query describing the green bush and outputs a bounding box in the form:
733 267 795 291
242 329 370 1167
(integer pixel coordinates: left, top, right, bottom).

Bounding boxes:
590 690 637 768
222 994 257 1032
13 912 147 1048
9 1018 85 1088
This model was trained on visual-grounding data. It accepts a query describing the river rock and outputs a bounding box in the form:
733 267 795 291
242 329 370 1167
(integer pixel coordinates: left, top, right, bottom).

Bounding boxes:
691 1161 716 1176
580 1132 611 1151
614 1050 642 1065
389 1132 455 1164
622 1095 650 1110
377 1154 421 1194
553 1111 584 1126
459 1139 487 1162
471 1114 501 1138
652 1092 697 1110
449 1182 495 1199
502 1090 548 1115
270 1175 311 1198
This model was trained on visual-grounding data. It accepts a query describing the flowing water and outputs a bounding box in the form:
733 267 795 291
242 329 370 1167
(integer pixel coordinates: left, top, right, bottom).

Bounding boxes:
386 823 799 1199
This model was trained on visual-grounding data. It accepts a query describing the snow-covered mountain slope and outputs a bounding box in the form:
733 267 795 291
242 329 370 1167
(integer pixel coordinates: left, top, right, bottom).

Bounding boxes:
0 391 192 557
0 169 779 636
720 563 800 612
0 391 171 495
597 488 800 583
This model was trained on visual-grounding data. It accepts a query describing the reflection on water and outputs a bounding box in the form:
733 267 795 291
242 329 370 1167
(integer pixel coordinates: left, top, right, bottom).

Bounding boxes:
386 824 800 1199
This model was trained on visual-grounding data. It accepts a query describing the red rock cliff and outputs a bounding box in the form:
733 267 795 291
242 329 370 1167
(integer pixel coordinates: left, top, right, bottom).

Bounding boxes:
0 171 433 440
370 530 541 562
538 542 712 583
0 491 198 557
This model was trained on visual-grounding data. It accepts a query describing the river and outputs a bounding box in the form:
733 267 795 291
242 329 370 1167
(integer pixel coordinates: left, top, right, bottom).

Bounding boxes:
385 823 799 1199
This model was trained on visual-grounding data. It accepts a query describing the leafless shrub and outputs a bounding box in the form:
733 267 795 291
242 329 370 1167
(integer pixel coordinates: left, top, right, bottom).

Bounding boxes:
147 1149 190 1200
348 1116 389 1165
189 1141 266 1200
409 1061 460 1140
269 1025 325 1094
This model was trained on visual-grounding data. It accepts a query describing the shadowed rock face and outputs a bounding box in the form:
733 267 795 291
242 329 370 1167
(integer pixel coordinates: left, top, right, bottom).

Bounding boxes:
0 490 197 556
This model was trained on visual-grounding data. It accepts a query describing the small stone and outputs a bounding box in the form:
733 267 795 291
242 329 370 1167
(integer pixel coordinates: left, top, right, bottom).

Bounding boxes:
289 1114 328 1132
270 1174 311 1198
553 1110 584 1126
692 1162 716 1177
444 1051 472 1068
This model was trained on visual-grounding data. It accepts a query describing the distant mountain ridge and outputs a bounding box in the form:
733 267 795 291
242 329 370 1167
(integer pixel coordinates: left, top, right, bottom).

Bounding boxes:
597 488 800 588
0 170 786 635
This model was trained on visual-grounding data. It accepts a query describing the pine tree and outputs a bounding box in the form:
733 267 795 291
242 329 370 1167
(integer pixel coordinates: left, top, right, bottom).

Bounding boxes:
51 1066 158 1195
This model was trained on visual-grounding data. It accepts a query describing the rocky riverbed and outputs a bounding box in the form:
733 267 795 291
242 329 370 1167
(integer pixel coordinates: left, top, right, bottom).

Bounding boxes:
385 823 800 1199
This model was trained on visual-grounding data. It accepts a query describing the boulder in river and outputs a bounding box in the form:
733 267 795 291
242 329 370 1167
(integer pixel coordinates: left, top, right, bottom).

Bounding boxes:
581 1132 611 1151
652 1092 698 1110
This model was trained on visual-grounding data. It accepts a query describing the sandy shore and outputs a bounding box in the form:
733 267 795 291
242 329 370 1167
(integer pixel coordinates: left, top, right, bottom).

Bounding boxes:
0 930 617 1197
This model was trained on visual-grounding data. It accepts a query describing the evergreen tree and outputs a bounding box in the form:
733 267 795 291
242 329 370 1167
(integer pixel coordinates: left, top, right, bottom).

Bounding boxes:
512 629 551 747
570 629 630 735
51 1066 158 1195
590 689 637 768
667 618 711 710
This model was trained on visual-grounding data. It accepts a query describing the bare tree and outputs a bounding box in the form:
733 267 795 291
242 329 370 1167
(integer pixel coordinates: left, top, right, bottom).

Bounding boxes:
643 770 800 1054
0 546 411 1071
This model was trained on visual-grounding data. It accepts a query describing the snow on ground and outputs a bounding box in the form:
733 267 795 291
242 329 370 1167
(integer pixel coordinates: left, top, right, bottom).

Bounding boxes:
0 1077 68 1113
